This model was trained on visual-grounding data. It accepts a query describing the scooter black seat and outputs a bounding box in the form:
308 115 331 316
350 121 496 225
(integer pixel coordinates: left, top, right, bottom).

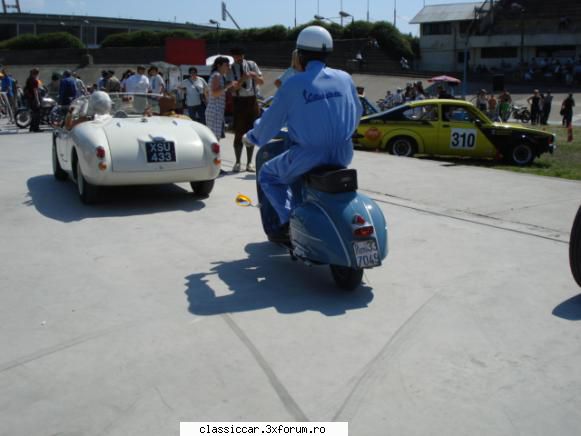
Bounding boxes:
304 166 358 193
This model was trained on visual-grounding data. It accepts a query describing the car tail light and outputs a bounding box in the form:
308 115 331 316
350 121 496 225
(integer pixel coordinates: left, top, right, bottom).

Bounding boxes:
96 146 106 159
352 214 366 225
354 226 375 237
211 143 220 154
98 162 107 171
213 158 221 166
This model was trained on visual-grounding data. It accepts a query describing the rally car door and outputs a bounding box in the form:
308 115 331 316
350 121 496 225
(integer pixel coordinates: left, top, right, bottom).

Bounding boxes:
437 104 497 157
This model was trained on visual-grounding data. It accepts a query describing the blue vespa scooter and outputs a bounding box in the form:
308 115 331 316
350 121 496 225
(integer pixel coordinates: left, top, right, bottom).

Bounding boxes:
239 132 388 290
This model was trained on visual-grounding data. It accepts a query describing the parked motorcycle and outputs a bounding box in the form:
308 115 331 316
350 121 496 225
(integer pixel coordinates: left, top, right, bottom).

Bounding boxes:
14 96 63 129
238 133 389 290
511 105 531 123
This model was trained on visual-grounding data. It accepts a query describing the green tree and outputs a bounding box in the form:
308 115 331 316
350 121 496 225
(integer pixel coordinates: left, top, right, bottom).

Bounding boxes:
0 32 84 50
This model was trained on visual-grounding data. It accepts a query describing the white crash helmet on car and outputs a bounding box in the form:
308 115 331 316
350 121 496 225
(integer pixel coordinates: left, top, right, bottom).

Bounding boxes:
296 25 333 53
89 91 112 116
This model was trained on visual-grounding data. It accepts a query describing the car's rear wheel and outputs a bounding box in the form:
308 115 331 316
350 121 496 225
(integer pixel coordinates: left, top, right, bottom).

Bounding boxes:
190 180 214 196
570 205 581 287
52 139 67 181
330 265 364 291
509 143 535 166
387 136 416 157
76 158 99 204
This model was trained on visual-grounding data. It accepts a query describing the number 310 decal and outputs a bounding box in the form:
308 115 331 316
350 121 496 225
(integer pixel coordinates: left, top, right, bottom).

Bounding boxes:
450 128 477 149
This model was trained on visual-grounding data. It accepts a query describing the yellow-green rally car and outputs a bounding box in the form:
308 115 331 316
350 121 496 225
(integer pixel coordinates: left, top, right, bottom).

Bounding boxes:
353 99 556 165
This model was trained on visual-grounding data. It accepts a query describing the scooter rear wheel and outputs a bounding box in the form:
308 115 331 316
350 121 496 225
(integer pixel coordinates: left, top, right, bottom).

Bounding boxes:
330 265 364 291
570 205 581 288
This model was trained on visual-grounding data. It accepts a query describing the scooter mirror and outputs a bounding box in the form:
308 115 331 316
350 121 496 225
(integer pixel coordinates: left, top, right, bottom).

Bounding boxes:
235 194 253 207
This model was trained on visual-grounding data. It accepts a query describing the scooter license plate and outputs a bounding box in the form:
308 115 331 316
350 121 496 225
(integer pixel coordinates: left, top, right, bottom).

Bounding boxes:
353 239 381 268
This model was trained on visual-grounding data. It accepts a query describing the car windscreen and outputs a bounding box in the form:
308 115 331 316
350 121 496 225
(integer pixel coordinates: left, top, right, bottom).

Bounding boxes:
108 93 162 117
70 93 163 118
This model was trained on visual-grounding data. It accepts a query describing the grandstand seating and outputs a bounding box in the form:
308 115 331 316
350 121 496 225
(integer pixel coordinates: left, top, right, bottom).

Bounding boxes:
487 0 581 34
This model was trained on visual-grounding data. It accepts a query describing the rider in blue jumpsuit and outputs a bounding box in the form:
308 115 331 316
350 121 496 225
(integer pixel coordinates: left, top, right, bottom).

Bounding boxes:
245 26 362 240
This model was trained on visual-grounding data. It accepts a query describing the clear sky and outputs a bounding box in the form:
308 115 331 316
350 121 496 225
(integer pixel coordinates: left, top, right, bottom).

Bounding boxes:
19 0 481 36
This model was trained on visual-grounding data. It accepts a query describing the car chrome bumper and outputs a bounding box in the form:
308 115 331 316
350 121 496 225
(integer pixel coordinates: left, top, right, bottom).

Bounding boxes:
84 165 220 186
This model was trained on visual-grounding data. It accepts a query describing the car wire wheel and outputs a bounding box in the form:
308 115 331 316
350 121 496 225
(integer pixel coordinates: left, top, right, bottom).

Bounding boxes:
52 142 67 181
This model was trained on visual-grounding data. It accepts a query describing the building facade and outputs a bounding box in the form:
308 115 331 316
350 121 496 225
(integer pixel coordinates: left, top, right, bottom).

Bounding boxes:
411 0 581 72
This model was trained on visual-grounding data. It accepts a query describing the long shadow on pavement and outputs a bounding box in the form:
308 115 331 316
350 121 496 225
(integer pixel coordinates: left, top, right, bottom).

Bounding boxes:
552 293 581 321
25 174 206 222
185 242 374 317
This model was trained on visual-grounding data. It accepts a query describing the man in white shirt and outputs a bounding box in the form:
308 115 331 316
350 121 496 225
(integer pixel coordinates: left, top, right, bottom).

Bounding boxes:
123 65 150 94
179 67 208 124
123 65 150 112
148 65 166 94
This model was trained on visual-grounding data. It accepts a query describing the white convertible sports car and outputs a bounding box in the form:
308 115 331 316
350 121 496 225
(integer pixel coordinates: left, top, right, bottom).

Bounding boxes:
52 92 221 204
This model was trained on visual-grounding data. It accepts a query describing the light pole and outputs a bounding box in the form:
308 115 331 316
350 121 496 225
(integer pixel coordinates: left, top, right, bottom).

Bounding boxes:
339 10 353 27
81 19 89 46
367 0 370 22
314 15 340 25
209 19 220 53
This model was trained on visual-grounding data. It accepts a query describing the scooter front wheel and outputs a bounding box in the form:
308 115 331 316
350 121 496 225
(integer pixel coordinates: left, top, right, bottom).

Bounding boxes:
330 265 364 291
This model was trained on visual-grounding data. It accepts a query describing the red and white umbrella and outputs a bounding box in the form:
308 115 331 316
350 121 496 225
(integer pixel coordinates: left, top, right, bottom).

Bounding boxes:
427 75 461 84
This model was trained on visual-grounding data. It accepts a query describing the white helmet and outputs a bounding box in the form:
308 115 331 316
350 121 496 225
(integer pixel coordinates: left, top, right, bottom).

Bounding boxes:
297 25 333 53
89 91 112 115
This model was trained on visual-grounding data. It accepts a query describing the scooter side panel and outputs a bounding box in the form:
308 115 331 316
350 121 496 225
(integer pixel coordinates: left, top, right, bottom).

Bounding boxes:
296 190 388 266
291 200 355 267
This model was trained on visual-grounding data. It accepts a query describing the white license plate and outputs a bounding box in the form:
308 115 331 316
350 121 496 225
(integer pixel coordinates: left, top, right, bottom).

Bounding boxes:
353 239 381 268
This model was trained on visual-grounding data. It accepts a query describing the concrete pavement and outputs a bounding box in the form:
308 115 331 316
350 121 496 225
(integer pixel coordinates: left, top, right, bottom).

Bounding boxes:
0 128 580 435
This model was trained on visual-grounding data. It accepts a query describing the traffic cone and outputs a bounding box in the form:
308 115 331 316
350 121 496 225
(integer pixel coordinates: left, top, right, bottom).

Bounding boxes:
568 124 574 142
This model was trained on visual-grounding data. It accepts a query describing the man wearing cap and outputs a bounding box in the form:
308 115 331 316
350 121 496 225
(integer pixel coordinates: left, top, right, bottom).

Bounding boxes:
228 47 264 172
245 26 362 242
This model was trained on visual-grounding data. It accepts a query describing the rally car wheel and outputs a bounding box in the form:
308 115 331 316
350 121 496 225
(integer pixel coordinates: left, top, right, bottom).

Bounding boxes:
509 143 534 166
190 180 214 196
330 265 364 291
570 205 581 287
388 137 416 157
